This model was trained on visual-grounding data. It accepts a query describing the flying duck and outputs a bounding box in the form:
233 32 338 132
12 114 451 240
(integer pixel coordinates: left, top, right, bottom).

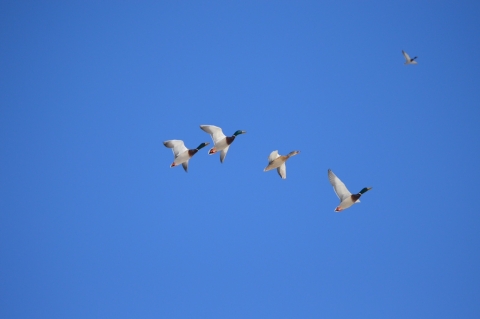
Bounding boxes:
402 50 418 65
328 169 372 212
264 150 300 179
163 140 209 172
200 125 246 163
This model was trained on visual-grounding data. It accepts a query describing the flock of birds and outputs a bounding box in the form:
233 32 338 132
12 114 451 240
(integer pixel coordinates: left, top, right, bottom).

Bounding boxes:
164 51 418 212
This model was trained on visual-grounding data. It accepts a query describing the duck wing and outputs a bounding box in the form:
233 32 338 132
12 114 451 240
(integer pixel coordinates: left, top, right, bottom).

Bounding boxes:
220 146 229 163
200 125 226 145
402 50 411 62
163 140 188 158
328 169 352 202
264 150 281 171
182 161 188 172
268 150 280 163
277 163 286 179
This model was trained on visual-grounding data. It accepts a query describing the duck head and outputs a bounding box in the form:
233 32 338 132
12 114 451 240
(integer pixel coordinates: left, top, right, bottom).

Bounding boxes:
196 142 210 150
233 130 246 136
359 187 372 194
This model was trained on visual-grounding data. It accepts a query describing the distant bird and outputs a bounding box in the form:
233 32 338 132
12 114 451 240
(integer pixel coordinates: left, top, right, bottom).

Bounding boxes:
328 169 372 212
264 150 300 179
163 140 210 172
402 50 418 65
200 125 246 163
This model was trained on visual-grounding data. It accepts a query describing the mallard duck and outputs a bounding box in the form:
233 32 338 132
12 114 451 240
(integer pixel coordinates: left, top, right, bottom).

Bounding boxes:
264 150 300 179
402 50 418 65
200 125 246 163
163 140 209 172
328 169 372 212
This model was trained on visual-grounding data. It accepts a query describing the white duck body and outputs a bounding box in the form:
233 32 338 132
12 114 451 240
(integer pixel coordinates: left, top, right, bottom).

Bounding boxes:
213 138 229 152
172 150 190 165
337 197 359 211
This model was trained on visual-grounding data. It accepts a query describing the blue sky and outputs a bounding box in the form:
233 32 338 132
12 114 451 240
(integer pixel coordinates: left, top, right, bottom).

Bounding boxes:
1 1 479 318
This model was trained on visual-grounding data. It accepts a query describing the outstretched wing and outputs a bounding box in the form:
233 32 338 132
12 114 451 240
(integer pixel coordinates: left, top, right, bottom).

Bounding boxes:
200 125 226 145
163 140 188 158
268 150 280 163
277 163 286 179
328 169 352 202
402 50 411 62
220 146 229 163
182 161 188 172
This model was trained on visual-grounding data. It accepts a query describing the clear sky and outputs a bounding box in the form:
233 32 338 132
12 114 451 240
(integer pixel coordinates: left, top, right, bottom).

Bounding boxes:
1 1 479 318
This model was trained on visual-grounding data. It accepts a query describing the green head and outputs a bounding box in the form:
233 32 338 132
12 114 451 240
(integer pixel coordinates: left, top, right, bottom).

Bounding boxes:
359 187 372 194
233 130 246 136
196 142 210 150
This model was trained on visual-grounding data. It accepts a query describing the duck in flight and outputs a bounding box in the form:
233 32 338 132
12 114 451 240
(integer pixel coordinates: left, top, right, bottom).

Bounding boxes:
163 140 209 172
200 125 246 163
328 169 372 212
264 150 300 179
402 50 418 65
